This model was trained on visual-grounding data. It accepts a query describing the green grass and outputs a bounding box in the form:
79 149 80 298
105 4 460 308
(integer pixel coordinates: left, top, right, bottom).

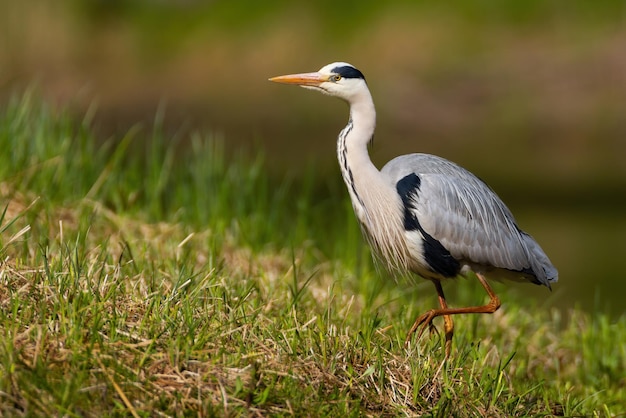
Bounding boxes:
1 93 625 417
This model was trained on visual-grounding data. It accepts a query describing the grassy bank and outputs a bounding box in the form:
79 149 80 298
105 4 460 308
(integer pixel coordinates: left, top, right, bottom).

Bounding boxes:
1 94 624 416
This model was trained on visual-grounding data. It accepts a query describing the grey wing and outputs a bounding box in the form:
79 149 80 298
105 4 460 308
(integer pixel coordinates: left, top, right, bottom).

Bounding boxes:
382 154 558 286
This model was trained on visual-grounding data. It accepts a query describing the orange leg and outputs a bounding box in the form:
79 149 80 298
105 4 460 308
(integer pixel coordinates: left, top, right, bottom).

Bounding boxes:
405 273 501 357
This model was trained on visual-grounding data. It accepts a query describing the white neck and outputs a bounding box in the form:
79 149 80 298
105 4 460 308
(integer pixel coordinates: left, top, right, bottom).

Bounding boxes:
336 90 410 272
336 91 377 221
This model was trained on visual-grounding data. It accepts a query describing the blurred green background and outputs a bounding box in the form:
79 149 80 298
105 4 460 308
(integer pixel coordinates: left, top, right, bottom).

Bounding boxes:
1 0 625 316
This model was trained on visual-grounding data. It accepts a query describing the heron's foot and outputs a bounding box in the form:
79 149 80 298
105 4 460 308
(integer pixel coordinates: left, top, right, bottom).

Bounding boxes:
404 309 439 346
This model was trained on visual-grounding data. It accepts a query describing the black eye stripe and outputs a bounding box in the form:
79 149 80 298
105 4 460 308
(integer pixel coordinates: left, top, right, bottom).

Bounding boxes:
331 65 366 80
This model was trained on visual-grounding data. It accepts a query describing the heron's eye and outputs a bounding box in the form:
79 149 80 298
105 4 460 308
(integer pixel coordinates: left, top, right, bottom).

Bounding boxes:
330 74 342 82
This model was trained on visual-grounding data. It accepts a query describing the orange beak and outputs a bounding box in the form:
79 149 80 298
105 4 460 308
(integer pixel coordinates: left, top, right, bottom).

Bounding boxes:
268 72 329 87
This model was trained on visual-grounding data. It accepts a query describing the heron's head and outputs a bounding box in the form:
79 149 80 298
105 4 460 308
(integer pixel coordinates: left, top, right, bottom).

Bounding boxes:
269 62 367 102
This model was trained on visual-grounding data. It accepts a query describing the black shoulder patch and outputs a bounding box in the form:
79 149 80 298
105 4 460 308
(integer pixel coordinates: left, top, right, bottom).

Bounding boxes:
396 173 461 278
332 65 366 80
396 173 421 231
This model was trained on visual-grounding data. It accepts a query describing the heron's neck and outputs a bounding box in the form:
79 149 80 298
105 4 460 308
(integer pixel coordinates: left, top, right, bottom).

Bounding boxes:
336 93 409 272
336 94 378 211
345 96 377 152
337 90 392 226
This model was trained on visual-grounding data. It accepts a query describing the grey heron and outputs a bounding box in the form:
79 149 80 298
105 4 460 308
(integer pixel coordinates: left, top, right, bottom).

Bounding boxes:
269 62 558 356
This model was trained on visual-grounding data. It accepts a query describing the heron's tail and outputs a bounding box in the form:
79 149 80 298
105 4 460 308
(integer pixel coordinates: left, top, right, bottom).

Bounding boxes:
523 233 558 288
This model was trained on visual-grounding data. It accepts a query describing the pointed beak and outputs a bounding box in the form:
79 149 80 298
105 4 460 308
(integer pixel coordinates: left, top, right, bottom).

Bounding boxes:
269 72 329 87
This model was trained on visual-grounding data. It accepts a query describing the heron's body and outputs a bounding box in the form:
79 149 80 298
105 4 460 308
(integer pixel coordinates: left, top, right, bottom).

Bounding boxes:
380 153 556 285
270 62 557 355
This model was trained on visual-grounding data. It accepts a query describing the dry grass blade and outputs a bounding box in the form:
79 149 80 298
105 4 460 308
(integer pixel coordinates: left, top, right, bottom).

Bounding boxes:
95 355 141 418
